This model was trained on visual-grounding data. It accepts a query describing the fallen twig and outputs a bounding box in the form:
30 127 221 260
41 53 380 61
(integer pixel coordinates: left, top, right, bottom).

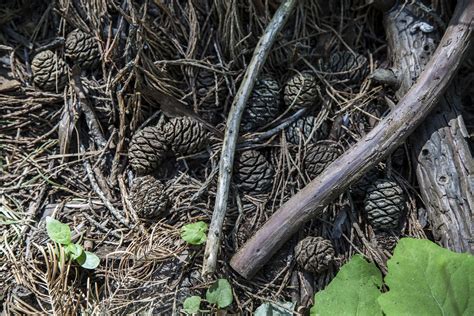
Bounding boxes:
202 0 298 276
81 145 130 227
230 0 474 279
71 66 107 149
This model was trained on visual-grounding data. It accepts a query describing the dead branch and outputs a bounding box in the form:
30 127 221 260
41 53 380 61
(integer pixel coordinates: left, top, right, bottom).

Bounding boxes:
202 0 298 276
230 0 474 279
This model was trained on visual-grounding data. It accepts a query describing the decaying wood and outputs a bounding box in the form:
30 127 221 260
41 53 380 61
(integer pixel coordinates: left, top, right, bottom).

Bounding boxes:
377 1 473 253
230 0 474 279
201 0 297 276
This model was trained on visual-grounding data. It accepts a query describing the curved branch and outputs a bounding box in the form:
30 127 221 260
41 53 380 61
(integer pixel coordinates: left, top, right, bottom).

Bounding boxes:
202 0 298 276
230 0 474 279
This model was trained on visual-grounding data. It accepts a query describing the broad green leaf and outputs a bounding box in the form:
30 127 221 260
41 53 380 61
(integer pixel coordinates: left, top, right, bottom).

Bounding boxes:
206 278 233 309
254 301 295 315
77 251 100 269
378 238 474 316
66 243 84 260
183 296 201 314
310 255 383 316
46 217 71 245
180 221 208 245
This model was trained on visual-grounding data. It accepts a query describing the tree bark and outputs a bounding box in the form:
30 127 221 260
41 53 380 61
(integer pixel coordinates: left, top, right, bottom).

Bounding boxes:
230 0 474 279
380 2 473 253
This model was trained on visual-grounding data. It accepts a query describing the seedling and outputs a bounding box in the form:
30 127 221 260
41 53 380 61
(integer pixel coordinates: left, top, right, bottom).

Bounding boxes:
182 278 234 314
180 221 208 245
46 216 100 270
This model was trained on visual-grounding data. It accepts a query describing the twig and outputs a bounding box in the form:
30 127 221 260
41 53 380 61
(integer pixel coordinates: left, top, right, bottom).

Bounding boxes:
81 145 130 227
71 67 107 149
201 0 298 276
230 0 474 279
238 108 307 147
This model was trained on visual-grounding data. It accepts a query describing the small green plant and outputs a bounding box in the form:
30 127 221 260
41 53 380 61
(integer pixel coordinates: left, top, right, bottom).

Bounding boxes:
310 238 474 316
182 278 234 314
46 216 100 270
183 296 202 314
180 221 208 245
206 278 233 309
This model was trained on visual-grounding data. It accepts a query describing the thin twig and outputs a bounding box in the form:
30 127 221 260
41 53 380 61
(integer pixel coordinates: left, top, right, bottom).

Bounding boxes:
81 145 130 227
202 0 298 276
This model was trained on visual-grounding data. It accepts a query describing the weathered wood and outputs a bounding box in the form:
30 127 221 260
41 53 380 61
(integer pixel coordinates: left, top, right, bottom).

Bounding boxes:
201 0 297 276
381 2 473 253
230 0 474 279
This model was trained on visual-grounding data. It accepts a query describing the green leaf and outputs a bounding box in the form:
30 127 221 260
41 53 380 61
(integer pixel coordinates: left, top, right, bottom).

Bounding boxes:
206 279 233 309
77 251 100 269
180 221 208 245
254 302 295 315
46 217 71 245
183 296 201 314
378 238 474 316
310 255 383 316
66 243 84 260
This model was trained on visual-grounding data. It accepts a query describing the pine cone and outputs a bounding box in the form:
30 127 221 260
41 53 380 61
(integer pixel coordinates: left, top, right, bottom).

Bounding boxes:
283 72 319 109
129 175 169 218
241 76 280 132
304 140 342 179
195 70 223 123
364 179 406 231
285 115 328 145
351 167 381 197
162 117 208 156
294 236 335 274
234 150 274 193
65 29 100 69
31 50 67 91
325 51 369 84
128 126 168 174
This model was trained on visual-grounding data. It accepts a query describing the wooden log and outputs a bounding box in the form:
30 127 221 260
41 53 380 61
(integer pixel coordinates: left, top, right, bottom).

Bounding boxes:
230 0 474 279
378 2 473 253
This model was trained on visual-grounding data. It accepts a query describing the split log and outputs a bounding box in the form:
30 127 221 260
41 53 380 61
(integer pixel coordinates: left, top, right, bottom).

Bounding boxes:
230 0 474 279
373 1 473 253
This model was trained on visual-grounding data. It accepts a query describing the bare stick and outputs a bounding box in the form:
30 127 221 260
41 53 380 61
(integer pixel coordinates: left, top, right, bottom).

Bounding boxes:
81 145 130 227
202 0 298 276
230 0 474 279
71 67 107 149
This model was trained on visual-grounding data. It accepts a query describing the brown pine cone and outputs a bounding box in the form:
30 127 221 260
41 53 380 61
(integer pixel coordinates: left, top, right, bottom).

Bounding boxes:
285 115 328 145
283 72 319 109
350 167 381 197
241 76 280 132
294 236 335 274
304 140 342 179
65 29 100 69
128 126 168 174
129 175 169 218
162 117 208 156
325 51 369 84
31 50 67 91
364 179 406 231
234 150 274 193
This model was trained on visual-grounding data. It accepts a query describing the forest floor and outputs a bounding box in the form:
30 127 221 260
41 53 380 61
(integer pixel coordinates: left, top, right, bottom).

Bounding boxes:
1 0 472 314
